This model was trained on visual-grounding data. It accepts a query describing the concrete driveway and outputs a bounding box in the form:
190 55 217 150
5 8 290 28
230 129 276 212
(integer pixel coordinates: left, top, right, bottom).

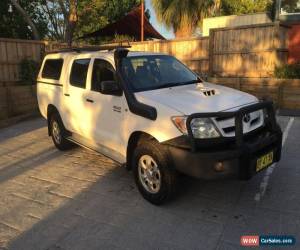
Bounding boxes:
0 116 299 250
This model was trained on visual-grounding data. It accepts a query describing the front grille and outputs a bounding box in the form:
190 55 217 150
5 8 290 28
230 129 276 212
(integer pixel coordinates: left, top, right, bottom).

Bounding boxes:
250 116 260 126
214 110 264 137
223 126 235 133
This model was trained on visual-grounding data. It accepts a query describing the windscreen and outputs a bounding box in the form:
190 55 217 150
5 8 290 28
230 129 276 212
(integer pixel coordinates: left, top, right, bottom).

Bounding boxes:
121 55 199 92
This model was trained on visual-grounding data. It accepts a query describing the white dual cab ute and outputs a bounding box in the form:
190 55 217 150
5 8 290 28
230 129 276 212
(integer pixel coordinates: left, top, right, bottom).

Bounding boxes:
37 47 282 205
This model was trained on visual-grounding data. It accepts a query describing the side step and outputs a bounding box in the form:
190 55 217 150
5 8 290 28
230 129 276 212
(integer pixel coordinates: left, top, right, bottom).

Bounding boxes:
65 135 126 165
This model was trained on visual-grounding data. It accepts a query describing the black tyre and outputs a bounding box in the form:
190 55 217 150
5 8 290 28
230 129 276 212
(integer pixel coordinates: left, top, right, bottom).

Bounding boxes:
50 113 73 151
132 140 178 205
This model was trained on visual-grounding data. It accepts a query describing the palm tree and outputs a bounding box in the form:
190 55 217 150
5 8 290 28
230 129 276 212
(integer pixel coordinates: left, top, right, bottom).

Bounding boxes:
152 0 220 38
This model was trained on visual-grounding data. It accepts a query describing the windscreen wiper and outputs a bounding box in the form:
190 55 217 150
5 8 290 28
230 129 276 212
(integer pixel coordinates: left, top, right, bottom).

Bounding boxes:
158 79 202 89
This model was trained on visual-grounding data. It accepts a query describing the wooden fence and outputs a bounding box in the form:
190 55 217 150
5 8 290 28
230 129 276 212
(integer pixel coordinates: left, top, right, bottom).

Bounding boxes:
0 23 290 87
0 38 45 86
0 22 296 122
127 37 210 75
209 23 289 77
208 77 300 110
0 85 37 121
45 38 211 75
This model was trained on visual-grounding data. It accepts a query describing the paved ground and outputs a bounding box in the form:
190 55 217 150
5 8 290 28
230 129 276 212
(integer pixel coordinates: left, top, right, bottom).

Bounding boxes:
0 116 299 250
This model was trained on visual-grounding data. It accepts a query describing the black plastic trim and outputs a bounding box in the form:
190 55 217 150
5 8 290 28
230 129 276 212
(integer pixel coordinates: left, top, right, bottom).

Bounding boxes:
114 49 157 121
167 132 282 180
162 125 273 151
165 127 282 180
37 81 63 87
161 101 282 180
47 45 131 55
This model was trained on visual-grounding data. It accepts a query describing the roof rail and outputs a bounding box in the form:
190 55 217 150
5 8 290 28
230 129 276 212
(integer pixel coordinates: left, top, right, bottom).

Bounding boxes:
46 44 131 54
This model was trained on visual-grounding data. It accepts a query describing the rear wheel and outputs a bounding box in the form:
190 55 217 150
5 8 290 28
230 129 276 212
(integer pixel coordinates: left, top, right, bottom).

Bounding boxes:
50 113 73 151
132 140 177 205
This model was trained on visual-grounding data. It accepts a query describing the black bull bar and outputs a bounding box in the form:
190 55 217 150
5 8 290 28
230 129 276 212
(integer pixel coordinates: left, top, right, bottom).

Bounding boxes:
186 101 281 151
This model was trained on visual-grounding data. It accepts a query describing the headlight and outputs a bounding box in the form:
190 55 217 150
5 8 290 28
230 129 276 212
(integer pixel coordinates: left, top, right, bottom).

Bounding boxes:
190 118 220 138
171 116 220 138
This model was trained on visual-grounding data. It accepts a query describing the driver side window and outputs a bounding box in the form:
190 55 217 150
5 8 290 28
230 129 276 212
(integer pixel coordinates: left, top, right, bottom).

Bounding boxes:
92 59 115 92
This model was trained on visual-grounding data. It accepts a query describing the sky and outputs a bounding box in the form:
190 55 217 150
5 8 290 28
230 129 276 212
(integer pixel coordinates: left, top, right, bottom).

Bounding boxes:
144 0 175 39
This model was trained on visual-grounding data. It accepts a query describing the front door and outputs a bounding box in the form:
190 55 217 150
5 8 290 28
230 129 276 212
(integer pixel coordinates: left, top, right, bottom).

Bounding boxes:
84 58 126 161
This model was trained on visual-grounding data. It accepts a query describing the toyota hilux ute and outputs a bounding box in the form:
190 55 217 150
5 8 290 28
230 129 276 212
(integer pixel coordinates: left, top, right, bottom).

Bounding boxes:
37 47 282 205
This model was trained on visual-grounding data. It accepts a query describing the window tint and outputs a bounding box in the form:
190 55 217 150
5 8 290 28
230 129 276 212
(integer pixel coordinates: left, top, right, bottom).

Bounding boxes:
70 59 90 88
92 59 115 92
42 59 63 80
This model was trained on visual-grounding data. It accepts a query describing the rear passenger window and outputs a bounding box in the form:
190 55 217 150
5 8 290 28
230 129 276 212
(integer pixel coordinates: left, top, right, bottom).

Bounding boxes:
42 59 63 80
70 59 90 88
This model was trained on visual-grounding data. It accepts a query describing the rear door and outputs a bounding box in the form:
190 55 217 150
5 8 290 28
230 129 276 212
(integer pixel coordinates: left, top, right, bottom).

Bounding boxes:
64 57 91 136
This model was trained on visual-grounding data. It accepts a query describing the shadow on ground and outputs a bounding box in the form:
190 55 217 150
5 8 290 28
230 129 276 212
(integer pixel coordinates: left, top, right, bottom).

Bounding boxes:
0 117 299 250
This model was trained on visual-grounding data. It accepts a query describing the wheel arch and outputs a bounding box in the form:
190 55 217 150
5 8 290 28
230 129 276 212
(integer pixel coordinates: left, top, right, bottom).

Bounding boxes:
126 131 158 170
47 104 67 136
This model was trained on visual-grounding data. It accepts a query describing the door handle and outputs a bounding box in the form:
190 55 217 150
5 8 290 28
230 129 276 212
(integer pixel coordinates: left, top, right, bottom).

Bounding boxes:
86 98 94 103
64 93 70 97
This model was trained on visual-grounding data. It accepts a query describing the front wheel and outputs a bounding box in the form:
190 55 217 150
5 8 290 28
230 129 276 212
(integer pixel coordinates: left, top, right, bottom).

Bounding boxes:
132 140 177 205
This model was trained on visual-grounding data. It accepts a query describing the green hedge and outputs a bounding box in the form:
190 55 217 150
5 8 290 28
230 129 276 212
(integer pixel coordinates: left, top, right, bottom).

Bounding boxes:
274 63 300 79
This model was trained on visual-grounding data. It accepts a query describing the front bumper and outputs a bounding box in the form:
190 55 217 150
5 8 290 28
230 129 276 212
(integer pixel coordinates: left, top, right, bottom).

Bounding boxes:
163 101 283 180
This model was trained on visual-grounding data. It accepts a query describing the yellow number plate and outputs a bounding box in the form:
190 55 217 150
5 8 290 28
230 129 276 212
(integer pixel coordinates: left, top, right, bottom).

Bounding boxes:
256 151 274 172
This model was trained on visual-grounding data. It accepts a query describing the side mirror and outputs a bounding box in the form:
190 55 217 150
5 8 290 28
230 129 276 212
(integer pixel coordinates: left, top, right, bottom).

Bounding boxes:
99 81 122 96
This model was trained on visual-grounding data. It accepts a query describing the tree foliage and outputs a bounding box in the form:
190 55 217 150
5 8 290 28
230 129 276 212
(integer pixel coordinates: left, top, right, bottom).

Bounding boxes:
0 0 142 43
220 0 273 15
0 0 48 39
274 63 300 79
152 0 220 38
281 0 300 13
75 0 141 39
19 58 40 85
